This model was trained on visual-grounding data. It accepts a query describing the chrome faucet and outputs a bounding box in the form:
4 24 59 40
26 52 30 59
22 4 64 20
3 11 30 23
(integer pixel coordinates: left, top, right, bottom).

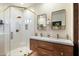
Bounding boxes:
66 34 69 40
57 34 59 39
47 34 50 38
40 33 43 37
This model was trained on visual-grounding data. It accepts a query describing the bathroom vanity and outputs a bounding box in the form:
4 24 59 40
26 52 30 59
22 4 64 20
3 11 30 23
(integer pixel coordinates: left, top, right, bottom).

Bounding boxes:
30 36 73 56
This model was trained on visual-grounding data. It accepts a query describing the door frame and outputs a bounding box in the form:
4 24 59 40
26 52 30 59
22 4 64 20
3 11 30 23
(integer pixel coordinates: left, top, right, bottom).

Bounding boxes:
73 3 78 56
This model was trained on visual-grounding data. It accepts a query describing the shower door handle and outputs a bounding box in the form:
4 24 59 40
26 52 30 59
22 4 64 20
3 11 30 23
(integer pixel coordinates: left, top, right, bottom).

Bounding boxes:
10 32 13 40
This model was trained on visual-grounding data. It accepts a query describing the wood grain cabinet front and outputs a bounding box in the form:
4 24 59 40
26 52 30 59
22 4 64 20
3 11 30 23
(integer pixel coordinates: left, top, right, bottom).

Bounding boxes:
30 39 38 51
63 45 73 56
30 39 73 56
38 40 55 51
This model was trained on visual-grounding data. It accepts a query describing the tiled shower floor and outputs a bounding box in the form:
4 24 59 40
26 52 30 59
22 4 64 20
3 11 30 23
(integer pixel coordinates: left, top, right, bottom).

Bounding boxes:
7 47 32 56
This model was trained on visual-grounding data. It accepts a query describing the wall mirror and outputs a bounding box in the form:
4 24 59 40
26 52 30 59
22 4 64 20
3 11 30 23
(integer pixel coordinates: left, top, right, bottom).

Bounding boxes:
51 9 66 30
37 14 47 30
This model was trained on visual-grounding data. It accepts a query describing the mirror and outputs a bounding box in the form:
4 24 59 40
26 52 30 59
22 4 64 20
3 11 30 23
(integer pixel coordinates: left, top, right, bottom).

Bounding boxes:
37 14 47 30
51 9 66 30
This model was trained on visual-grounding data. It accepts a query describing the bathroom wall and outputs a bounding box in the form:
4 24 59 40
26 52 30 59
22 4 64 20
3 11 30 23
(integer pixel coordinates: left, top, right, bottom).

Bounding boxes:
32 3 73 40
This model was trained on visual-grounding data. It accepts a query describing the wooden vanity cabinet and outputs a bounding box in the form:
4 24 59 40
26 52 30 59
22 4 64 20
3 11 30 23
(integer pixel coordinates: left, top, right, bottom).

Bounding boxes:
30 39 73 56
37 40 62 56
30 39 38 51
63 45 73 56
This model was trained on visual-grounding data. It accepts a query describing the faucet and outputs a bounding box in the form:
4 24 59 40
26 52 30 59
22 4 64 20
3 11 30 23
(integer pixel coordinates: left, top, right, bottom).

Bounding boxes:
35 33 38 36
66 34 69 40
40 33 43 37
47 34 50 38
57 34 59 39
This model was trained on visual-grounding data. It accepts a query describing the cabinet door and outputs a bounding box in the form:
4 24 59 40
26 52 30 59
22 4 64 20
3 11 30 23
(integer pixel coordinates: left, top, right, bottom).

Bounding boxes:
52 44 64 56
30 39 38 51
63 46 73 56
38 40 55 51
38 41 63 56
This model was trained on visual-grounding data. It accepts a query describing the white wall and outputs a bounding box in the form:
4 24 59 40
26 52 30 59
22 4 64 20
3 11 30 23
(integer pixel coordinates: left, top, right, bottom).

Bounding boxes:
32 3 73 40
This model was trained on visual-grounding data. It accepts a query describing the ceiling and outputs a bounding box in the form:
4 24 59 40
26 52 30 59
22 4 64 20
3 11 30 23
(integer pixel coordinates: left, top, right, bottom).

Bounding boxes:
0 3 42 12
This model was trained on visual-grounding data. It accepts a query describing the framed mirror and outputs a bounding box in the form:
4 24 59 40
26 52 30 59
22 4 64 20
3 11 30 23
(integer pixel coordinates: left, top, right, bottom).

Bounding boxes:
37 14 47 30
51 9 66 30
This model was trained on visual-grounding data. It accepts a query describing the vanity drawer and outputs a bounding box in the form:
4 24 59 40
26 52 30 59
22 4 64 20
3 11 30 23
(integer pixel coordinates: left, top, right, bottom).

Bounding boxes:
30 39 73 56
38 40 63 51
38 41 55 51
37 47 59 56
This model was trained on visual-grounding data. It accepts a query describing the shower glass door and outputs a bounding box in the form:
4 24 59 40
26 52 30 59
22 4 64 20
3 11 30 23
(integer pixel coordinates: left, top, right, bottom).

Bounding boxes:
3 6 35 56
9 7 26 56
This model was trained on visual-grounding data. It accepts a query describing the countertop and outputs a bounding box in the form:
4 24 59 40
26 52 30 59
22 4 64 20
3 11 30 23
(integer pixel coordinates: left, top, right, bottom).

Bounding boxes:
30 36 74 46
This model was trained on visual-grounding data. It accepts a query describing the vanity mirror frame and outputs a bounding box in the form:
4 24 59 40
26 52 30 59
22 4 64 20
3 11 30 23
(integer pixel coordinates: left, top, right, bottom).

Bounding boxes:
51 9 66 30
37 14 47 30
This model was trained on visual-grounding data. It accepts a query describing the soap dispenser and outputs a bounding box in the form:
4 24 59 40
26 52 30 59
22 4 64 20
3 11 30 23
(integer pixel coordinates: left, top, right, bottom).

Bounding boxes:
40 33 43 37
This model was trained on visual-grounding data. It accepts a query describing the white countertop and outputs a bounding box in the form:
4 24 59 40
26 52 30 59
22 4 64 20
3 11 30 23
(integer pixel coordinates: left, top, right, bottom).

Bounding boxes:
30 36 74 46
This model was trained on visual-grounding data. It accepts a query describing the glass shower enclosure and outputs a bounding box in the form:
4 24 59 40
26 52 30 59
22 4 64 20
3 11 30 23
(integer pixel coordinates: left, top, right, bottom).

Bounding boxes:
0 6 35 56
